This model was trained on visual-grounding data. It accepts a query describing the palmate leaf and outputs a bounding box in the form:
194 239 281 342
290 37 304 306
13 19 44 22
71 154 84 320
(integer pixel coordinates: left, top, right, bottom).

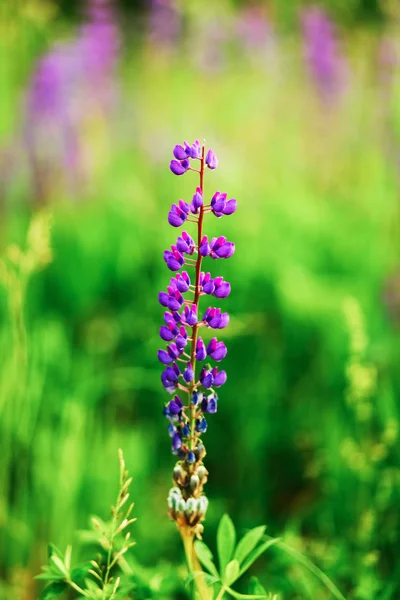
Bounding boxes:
234 527 266 566
217 514 236 575
39 581 68 599
185 570 220 588
194 540 219 577
226 588 268 599
238 537 280 578
224 559 240 586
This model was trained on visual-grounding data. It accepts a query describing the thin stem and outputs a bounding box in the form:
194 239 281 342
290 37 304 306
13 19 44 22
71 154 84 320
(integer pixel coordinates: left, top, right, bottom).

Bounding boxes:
180 528 212 600
67 579 90 597
215 586 227 600
188 144 206 450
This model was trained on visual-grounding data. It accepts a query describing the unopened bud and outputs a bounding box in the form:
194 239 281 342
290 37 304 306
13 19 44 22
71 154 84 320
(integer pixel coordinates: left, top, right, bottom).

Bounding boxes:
197 496 209 517
185 498 196 514
190 475 200 491
177 499 186 512
173 465 184 484
196 466 207 481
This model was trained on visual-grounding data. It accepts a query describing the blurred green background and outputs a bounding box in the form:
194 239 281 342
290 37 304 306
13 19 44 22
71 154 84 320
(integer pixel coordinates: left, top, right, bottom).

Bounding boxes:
1 0 400 598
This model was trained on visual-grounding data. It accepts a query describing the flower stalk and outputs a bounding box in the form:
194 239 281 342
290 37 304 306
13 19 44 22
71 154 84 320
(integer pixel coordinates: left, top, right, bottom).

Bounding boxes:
158 139 237 547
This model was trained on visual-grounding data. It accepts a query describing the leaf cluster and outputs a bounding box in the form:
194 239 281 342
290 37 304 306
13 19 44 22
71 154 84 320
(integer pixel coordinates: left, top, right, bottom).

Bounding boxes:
36 450 136 600
189 514 279 599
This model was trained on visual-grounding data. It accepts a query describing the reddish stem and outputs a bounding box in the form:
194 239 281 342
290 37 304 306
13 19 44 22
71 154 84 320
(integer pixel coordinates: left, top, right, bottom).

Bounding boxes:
188 144 206 449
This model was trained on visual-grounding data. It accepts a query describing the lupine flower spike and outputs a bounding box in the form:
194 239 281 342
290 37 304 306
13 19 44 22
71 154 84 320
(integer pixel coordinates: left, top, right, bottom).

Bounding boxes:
159 140 236 540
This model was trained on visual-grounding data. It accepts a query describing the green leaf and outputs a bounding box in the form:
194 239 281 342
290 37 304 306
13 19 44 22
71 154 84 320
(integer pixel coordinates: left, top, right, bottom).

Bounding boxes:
248 576 268 595
239 538 280 577
234 526 266 566
194 540 219 578
185 571 220 587
48 544 64 561
39 581 68 599
217 514 236 575
70 563 92 586
224 559 240 586
35 571 66 582
272 538 346 600
226 588 267 599
50 555 68 577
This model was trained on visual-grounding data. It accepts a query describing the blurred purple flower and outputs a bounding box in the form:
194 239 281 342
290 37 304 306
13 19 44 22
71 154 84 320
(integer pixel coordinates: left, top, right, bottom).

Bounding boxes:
301 6 347 102
24 0 120 201
147 0 181 49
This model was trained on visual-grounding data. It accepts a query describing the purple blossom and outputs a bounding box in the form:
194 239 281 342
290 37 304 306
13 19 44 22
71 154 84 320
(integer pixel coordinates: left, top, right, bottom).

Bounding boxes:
199 235 211 256
183 362 194 382
196 338 207 361
173 144 188 160
190 187 204 214
176 231 195 254
172 271 190 293
170 158 190 175
210 236 235 259
159 140 235 499
206 338 227 361
213 276 231 298
160 322 179 341
196 417 208 433
164 248 185 271
203 307 230 329
168 200 190 227
206 149 218 169
182 305 198 326
211 191 237 217
301 6 347 102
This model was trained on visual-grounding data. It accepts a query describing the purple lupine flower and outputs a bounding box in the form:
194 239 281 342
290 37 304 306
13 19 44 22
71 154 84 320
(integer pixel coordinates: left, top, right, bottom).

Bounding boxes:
196 338 207 361
164 310 181 324
183 362 194 382
301 6 348 102
190 187 204 214
24 0 120 201
199 235 211 256
160 321 179 341
175 326 188 350
196 417 208 433
172 271 190 293
168 200 190 227
213 276 231 298
212 367 227 387
173 144 188 160
160 140 236 533
203 307 230 329
164 248 185 271
210 236 235 259
147 0 181 50
211 191 237 217
206 338 227 361
186 139 201 159
169 395 183 415
205 149 218 169
176 231 195 254
172 432 182 450
201 272 214 294
182 305 198 326
170 159 190 175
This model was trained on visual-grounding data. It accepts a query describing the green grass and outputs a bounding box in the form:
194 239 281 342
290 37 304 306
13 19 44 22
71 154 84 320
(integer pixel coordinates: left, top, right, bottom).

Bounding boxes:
0 4 400 598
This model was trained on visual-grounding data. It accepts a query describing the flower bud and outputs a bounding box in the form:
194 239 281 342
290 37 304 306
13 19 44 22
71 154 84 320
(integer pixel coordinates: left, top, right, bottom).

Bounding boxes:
197 496 209 517
173 465 184 484
196 465 207 481
177 499 186 512
190 474 200 491
185 498 197 514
